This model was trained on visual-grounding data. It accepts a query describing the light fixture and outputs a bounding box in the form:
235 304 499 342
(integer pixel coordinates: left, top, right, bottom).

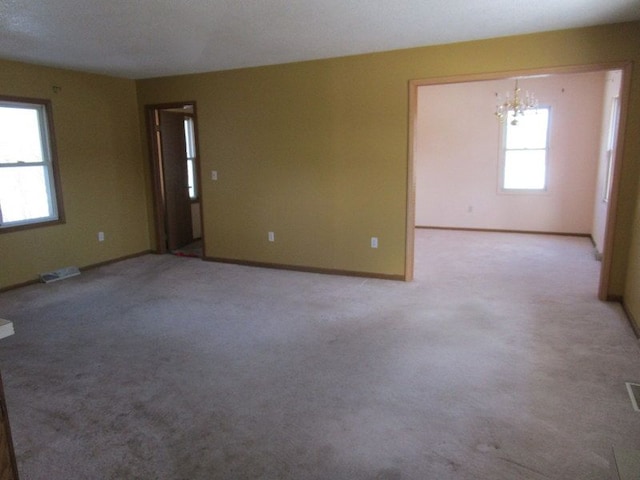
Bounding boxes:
495 79 538 125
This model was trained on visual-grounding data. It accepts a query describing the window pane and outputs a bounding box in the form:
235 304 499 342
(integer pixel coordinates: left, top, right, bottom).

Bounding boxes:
184 117 195 159
0 165 53 223
184 116 197 199
504 150 546 189
187 159 195 199
506 108 549 150
0 106 45 164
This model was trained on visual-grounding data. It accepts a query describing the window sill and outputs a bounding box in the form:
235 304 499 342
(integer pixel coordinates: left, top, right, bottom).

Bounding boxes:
0 218 65 234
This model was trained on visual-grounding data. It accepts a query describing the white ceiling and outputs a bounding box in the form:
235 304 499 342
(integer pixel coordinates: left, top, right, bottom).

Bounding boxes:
1 0 639 79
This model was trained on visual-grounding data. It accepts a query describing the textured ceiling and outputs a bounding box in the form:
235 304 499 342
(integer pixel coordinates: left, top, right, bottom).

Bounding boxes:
1 0 639 79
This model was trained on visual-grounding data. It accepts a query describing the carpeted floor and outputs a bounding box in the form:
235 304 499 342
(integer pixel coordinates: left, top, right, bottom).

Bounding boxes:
0 229 639 479
171 239 203 258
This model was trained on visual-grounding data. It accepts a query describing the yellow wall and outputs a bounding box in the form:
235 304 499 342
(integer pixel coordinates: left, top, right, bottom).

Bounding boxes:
137 22 640 291
627 202 640 331
0 60 150 289
138 57 408 277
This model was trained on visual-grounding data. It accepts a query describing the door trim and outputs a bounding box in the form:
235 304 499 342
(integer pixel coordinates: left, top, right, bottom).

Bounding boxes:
406 62 632 300
145 101 203 255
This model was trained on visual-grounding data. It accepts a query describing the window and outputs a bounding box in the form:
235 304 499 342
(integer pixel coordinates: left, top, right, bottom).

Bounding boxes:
500 107 550 192
184 116 198 200
603 97 619 203
0 97 63 231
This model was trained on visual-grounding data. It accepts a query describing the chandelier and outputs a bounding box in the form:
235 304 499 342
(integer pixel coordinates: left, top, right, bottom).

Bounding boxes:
495 79 538 125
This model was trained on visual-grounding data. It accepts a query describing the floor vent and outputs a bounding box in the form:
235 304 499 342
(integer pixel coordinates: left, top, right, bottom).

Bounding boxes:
40 266 81 283
625 382 640 412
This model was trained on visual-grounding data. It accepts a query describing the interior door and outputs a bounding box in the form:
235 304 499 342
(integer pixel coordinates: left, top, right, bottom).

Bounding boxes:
159 111 193 251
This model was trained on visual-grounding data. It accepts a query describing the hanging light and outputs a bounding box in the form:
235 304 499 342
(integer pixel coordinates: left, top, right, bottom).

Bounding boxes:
495 79 538 125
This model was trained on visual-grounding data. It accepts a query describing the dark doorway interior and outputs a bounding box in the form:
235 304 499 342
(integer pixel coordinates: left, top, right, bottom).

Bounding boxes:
147 103 202 256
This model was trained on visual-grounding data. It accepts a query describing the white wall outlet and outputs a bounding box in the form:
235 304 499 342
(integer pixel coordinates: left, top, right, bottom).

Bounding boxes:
211 170 218 181
98 231 105 242
371 236 378 248
268 231 275 242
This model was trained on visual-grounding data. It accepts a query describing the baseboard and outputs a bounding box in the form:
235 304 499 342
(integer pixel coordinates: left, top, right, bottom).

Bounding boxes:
203 256 405 281
416 226 591 238
0 278 40 293
609 295 640 339
0 250 152 293
619 298 640 339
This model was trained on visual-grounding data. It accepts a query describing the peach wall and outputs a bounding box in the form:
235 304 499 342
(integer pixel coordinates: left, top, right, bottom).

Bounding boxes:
415 71 606 233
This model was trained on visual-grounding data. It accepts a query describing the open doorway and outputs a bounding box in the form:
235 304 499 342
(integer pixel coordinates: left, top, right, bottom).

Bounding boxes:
146 102 203 258
406 63 630 300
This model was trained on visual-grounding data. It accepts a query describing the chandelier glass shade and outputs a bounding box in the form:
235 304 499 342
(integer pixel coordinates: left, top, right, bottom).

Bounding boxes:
495 79 538 125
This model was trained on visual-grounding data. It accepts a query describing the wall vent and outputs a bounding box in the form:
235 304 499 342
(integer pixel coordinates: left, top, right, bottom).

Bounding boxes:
40 266 81 283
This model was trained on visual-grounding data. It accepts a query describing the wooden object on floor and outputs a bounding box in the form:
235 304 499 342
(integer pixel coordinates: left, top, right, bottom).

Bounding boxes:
0 320 18 480
0 370 18 480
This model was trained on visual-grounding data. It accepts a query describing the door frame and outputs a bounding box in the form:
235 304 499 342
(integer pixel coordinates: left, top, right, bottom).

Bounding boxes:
145 101 203 255
406 61 632 300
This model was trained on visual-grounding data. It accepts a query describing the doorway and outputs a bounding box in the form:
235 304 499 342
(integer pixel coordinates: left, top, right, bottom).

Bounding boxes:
146 102 203 257
406 63 631 300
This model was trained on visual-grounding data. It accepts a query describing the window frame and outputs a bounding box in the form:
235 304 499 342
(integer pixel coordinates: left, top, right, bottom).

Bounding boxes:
498 106 551 195
0 95 65 233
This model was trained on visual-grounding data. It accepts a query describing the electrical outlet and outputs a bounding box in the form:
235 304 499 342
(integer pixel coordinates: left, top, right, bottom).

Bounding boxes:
268 231 275 242
211 170 218 181
371 237 378 248
98 231 105 242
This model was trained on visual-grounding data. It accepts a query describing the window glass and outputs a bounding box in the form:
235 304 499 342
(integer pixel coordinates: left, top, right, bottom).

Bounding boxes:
187 159 195 199
504 151 546 189
603 97 619 203
505 109 549 150
183 117 197 200
0 107 45 164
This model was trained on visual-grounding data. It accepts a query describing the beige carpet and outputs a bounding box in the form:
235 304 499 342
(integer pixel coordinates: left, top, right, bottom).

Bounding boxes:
171 239 203 258
0 229 639 479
